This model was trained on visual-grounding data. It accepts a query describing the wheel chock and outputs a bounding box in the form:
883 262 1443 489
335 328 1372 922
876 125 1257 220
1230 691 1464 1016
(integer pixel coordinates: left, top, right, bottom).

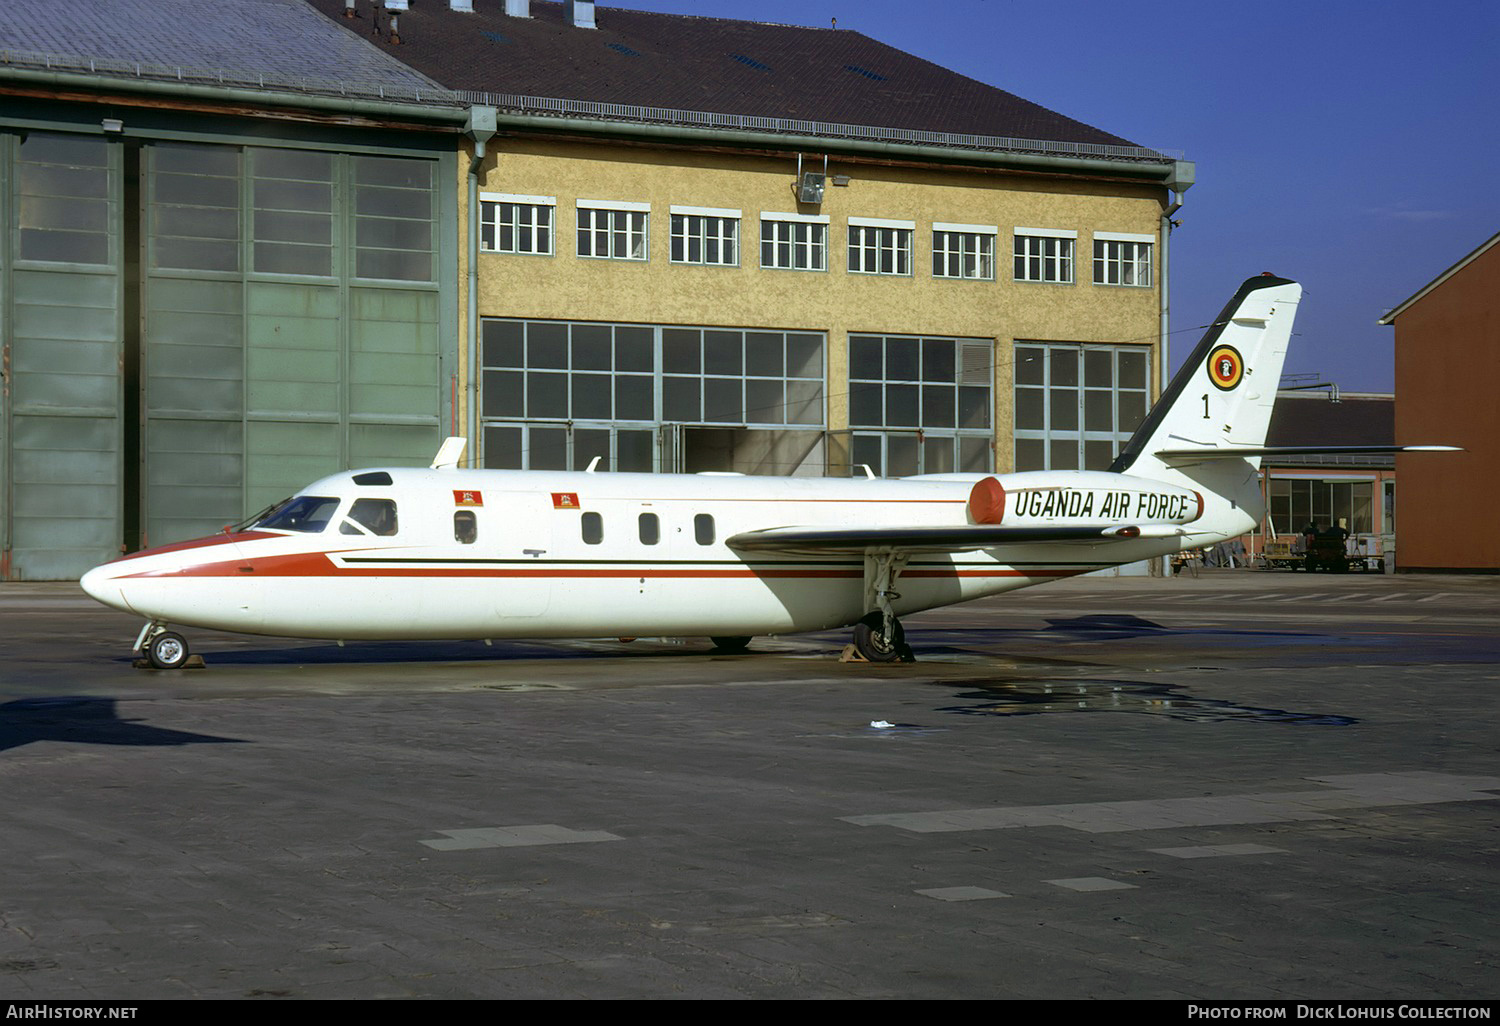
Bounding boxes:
132 655 207 670
840 644 916 664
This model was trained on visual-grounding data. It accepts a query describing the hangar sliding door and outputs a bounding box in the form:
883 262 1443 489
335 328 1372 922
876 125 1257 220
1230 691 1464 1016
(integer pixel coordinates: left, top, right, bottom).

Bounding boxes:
141 142 442 549
1 129 447 579
1 132 124 580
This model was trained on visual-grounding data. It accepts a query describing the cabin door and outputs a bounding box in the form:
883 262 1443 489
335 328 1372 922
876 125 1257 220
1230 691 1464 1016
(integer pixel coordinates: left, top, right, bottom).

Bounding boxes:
490 491 555 617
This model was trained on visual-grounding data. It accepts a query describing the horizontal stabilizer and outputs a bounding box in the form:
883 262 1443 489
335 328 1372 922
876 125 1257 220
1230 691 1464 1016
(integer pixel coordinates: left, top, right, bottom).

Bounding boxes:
1155 444 1461 461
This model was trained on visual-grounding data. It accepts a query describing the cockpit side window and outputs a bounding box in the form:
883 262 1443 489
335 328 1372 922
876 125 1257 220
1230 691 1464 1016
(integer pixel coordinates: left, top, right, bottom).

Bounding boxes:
254 495 340 533
454 510 477 545
339 498 399 536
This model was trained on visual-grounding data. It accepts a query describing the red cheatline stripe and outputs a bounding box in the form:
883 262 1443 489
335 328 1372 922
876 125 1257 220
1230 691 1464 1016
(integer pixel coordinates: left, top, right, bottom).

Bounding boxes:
120 551 1092 581
106 531 279 564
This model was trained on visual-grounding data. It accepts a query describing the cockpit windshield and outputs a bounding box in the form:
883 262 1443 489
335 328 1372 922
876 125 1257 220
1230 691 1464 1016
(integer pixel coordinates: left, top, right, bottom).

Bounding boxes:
251 495 340 533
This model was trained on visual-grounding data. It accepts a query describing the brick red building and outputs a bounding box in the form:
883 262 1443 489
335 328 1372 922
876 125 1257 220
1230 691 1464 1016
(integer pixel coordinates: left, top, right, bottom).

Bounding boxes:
1379 231 1500 571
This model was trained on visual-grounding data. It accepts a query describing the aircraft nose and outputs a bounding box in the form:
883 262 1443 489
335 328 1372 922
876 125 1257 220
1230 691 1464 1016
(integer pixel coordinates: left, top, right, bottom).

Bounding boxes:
80 563 132 613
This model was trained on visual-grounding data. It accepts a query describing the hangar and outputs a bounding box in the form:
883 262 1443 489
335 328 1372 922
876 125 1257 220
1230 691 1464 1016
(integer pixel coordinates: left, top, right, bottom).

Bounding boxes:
0 0 472 579
311 0 1192 482
3 0 1192 579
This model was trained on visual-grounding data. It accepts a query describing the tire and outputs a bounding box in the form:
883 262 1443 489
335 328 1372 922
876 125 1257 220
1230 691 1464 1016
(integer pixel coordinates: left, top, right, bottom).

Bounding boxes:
852 613 906 663
710 636 752 654
145 631 190 670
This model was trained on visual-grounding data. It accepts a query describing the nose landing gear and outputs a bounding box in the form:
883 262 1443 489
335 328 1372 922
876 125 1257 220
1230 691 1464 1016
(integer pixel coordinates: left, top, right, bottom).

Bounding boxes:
134 621 195 670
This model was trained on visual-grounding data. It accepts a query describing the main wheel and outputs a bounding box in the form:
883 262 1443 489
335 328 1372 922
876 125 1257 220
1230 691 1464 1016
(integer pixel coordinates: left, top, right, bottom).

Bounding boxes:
710 636 753 654
145 631 190 670
852 613 906 663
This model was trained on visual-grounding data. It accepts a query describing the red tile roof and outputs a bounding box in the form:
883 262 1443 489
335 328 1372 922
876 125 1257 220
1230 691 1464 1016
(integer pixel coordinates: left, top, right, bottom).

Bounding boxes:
305 0 1139 149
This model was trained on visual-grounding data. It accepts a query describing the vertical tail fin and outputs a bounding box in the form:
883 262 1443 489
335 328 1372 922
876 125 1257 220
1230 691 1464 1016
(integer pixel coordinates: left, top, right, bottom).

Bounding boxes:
1111 274 1302 480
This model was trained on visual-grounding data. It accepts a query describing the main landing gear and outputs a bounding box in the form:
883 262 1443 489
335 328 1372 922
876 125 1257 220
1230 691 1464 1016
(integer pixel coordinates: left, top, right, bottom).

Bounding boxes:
849 552 915 663
134 621 192 670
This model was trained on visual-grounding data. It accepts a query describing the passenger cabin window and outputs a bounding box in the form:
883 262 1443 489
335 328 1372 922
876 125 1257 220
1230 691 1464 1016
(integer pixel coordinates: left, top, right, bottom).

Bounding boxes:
255 495 339 533
454 510 477 545
694 514 715 545
581 512 603 545
340 498 399 536
638 512 660 545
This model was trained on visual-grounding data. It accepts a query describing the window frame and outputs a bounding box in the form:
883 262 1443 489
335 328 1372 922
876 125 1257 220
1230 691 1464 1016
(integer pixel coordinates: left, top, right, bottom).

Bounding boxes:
847 332 993 477
670 206 740 267
848 217 915 276
1013 228 1077 284
1092 232 1154 288
1012 341 1151 472
576 199 650 261
760 212 829 272
480 193 556 256
932 222 998 281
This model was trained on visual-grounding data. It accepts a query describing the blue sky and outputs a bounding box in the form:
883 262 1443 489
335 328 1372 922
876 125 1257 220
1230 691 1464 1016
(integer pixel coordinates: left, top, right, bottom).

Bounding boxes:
618 0 1499 392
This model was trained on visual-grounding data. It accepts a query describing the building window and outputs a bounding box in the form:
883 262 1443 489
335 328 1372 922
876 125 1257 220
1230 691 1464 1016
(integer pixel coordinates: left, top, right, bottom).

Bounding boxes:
577 201 649 260
1270 479 1374 537
479 319 827 469
932 224 996 280
353 156 435 282
17 133 115 266
760 214 827 271
848 333 992 476
671 207 739 266
1013 229 1076 284
1013 343 1149 471
152 142 240 273
1093 233 1153 287
481 194 555 255
252 148 334 277
662 328 824 426
848 219 913 276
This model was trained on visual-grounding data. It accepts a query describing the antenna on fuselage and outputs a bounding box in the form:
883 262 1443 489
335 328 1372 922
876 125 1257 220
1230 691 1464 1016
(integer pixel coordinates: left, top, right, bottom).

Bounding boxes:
431 436 467 470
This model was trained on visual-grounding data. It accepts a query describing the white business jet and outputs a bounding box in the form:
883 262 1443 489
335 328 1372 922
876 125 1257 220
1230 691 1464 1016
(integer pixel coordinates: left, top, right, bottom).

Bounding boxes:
80 275 1452 669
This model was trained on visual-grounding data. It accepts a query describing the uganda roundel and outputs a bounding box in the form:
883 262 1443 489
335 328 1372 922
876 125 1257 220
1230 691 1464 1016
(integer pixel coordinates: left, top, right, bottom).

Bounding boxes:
1207 344 1244 391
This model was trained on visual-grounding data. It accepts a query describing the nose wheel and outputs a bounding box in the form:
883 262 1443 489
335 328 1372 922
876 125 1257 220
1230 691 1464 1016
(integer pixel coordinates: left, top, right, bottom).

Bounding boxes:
135 622 193 670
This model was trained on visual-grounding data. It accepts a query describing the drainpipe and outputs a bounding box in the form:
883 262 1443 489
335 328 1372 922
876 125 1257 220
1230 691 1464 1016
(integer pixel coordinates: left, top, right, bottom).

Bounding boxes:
1158 160 1193 576
1158 160 1193 401
465 106 498 466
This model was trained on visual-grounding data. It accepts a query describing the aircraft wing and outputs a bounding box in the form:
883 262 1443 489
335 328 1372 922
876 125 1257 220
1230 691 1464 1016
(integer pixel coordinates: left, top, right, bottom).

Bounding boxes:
726 523 1186 556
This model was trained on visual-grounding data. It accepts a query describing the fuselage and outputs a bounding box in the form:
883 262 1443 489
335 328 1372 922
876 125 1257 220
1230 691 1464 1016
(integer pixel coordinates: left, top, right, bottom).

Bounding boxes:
80 466 1240 642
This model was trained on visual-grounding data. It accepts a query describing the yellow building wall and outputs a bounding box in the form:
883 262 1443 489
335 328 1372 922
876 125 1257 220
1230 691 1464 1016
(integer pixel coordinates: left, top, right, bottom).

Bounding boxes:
457 136 1165 472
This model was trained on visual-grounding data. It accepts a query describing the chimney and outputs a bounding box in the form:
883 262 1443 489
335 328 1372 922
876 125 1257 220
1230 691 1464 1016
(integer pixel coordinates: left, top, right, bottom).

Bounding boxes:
450 0 475 11
566 0 597 29
386 0 408 44
504 0 531 16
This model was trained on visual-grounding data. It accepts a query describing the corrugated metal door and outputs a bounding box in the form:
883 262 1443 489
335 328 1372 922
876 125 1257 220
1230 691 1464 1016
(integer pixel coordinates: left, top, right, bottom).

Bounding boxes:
3 132 124 580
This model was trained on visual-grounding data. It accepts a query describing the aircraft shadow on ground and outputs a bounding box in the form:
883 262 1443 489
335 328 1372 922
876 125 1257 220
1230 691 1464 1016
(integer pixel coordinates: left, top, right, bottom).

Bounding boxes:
99 614 1333 670
0 697 247 752
930 678 1357 725
161 637 735 667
